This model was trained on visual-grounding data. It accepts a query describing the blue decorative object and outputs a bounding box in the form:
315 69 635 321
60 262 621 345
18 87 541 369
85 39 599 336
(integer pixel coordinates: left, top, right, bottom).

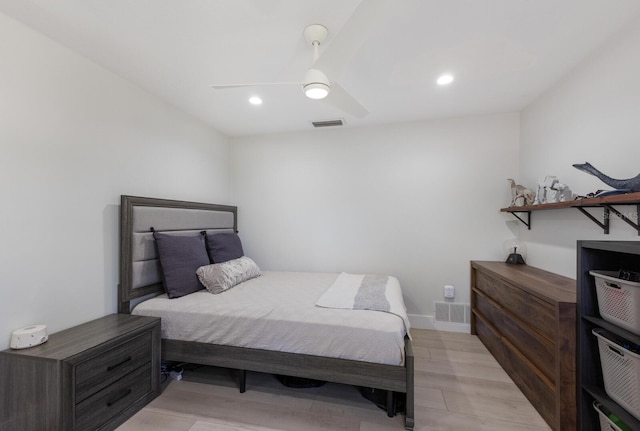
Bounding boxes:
594 189 632 197
573 162 640 192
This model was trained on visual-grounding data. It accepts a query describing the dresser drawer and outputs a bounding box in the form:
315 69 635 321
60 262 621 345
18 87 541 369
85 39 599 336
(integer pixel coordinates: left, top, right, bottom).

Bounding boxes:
475 289 556 382
475 270 555 341
74 363 152 431
474 314 556 427
75 331 152 403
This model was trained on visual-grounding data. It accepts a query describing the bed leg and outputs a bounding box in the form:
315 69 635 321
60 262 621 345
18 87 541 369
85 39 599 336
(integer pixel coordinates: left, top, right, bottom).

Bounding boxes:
404 416 415 431
386 390 394 417
404 337 415 430
238 369 246 393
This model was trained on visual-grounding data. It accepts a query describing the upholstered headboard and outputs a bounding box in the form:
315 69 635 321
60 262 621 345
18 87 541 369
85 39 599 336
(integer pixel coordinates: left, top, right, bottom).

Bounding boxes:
118 195 238 313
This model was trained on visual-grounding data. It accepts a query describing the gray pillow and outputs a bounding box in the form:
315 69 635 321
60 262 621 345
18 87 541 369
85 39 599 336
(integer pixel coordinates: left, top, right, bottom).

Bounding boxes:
205 232 244 263
153 232 209 298
196 256 262 294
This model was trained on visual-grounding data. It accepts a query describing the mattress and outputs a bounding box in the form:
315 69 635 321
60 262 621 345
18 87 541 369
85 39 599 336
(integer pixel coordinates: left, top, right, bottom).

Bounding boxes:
132 271 408 365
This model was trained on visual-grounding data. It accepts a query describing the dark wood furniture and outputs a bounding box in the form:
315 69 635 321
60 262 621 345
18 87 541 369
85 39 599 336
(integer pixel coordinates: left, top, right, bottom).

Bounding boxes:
118 195 415 430
500 191 640 234
0 314 161 431
470 261 577 431
577 241 640 430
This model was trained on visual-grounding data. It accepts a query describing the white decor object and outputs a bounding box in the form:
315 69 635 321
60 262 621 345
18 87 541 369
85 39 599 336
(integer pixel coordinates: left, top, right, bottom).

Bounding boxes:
547 182 574 203
534 176 574 203
507 179 535 206
10 325 48 349
535 176 559 204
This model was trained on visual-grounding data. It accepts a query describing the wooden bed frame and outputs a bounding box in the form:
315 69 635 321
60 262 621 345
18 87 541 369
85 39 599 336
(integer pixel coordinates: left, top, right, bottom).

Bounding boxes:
118 195 414 430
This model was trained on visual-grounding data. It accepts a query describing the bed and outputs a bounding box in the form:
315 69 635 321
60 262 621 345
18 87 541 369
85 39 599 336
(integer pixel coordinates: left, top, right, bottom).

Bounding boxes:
118 195 415 430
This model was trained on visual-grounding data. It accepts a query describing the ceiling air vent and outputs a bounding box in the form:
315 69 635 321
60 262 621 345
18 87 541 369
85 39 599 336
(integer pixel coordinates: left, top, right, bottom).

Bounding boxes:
312 119 345 128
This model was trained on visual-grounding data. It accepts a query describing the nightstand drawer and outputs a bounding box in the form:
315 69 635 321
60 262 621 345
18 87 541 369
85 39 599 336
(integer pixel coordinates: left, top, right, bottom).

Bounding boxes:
75 331 152 403
74 363 152 431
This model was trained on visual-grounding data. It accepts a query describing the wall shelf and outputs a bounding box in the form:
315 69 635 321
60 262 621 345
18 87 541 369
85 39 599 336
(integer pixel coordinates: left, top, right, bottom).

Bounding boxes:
500 191 640 234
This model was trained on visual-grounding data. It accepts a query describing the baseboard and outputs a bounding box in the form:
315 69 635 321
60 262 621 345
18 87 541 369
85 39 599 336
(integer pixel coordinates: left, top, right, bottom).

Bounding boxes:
408 314 470 334
432 321 471 333
407 314 435 330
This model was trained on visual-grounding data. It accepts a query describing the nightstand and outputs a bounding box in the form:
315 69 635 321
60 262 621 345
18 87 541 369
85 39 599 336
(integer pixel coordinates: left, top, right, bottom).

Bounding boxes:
0 314 161 431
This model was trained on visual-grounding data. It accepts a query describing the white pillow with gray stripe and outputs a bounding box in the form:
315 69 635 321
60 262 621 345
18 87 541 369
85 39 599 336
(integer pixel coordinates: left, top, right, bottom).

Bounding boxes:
196 256 262 294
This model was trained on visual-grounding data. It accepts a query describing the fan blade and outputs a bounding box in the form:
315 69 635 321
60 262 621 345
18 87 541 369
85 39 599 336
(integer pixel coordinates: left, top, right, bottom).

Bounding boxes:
210 81 300 89
323 82 368 118
314 0 394 77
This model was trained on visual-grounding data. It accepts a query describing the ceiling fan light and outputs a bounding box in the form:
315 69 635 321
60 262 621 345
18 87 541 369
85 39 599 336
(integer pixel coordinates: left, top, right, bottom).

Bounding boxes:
303 68 330 99
304 82 330 99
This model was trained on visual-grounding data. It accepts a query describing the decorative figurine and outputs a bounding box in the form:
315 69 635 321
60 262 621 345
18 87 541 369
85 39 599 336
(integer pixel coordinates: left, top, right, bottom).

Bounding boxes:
534 176 557 204
547 182 573 203
573 162 640 192
507 179 535 206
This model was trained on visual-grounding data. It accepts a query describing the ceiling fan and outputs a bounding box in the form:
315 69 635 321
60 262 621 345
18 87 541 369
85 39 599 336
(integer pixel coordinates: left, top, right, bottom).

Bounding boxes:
209 1 393 118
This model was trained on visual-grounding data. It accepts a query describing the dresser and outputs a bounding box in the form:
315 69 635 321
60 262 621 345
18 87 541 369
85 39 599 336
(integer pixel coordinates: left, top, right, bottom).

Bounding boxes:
0 314 161 431
470 261 577 431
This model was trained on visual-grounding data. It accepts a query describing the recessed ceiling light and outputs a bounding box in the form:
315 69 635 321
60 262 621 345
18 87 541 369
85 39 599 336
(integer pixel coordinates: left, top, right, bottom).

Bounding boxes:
249 96 262 105
437 74 454 86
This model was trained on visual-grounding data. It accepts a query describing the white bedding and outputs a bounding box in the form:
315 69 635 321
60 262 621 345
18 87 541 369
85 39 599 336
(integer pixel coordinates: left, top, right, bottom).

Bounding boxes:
316 272 411 337
132 271 409 365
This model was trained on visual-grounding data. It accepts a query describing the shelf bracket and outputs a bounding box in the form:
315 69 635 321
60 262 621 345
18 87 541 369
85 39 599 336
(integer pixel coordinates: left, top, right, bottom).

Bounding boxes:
602 204 640 235
576 207 610 234
508 211 531 230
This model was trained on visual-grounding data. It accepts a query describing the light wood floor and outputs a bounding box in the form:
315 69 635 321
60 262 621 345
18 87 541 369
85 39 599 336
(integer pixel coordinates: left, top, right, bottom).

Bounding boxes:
118 329 551 431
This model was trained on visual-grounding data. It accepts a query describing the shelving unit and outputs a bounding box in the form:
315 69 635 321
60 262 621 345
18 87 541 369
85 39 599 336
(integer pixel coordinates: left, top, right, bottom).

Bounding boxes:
501 191 640 234
577 241 640 430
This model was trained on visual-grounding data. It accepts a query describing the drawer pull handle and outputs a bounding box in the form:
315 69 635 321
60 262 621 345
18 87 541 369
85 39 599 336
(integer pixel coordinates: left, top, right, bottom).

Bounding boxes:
106 388 132 407
107 356 132 371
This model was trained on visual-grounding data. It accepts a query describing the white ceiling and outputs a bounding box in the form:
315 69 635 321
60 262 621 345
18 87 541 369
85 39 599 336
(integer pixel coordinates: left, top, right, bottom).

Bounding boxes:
1 0 639 137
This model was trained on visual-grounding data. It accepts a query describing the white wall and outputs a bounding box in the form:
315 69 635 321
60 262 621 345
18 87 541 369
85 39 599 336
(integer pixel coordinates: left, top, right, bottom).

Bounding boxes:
7 6 633 344
519 20 640 278
0 13 231 348
231 114 520 324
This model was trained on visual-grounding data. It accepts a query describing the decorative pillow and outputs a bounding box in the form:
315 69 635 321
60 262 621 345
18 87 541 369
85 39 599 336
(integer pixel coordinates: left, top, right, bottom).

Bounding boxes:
205 232 244 263
153 232 210 298
196 256 262 294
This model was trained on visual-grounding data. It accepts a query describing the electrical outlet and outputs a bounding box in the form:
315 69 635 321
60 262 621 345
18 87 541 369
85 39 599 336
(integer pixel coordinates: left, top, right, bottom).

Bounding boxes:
444 285 455 299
